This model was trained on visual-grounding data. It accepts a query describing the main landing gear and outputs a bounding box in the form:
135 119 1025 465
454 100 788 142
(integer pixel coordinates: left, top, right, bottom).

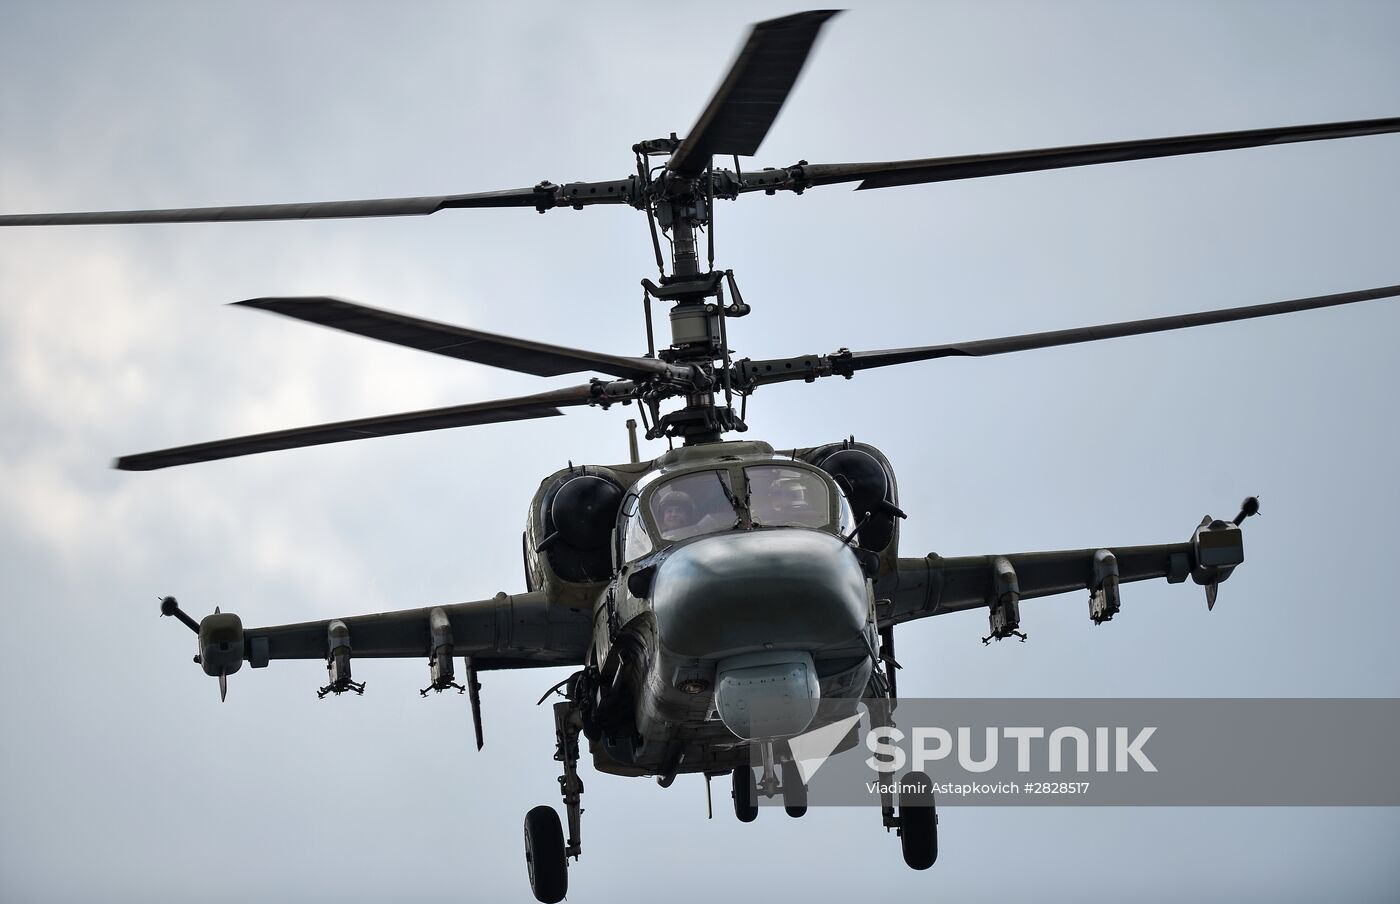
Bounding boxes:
871 694 938 869
890 770 938 870
523 806 567 904
523 698 586 904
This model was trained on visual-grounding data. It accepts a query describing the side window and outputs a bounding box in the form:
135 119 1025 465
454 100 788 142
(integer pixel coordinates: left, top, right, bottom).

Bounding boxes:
622 494 654 561
745 466 831 529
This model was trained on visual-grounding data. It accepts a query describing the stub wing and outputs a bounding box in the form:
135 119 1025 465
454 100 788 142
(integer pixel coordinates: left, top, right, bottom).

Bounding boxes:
165 589 590 700
874 502 1255 641
236 590 590 667
162 589 590 746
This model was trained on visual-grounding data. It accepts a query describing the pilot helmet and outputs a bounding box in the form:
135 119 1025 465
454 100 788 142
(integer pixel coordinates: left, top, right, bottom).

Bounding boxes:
771 476 808 508
659 491 696 524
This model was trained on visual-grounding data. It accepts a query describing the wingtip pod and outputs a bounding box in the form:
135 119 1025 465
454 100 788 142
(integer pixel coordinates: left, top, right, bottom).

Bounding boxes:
197 609 244 701
1194 496 1259 610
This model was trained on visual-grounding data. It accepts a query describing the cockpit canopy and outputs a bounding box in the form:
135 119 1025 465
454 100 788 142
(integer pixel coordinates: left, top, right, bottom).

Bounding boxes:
622 462 850 562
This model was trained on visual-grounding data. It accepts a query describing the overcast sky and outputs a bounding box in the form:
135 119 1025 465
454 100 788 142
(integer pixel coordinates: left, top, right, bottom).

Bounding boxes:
2 1 1399 902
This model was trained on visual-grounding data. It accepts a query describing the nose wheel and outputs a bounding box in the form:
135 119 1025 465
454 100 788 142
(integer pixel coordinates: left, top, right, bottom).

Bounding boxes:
781 759 808 817
732 757 809 820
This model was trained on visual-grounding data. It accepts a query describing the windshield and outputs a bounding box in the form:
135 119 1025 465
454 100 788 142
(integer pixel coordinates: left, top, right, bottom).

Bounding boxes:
650 471 739 541
745 465 831 529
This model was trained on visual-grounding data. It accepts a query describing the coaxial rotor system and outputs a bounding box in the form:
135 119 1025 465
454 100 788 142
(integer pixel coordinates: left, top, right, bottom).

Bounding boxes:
3 10 1397 468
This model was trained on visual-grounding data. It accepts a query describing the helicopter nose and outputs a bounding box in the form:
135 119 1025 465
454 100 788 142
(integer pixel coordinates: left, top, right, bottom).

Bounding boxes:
651 529 870 660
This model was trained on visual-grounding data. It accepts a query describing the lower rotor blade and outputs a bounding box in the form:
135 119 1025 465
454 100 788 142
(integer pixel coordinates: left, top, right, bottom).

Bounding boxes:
114 384 598 471
736 284 1400 388
237 297 677 380
846 285 1400 371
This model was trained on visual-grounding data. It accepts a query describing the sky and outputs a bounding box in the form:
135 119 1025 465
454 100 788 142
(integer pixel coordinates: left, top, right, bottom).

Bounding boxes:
2 1 1398 901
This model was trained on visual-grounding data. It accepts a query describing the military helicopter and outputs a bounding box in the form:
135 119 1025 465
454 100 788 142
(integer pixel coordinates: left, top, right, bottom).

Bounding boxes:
4 10 1398 904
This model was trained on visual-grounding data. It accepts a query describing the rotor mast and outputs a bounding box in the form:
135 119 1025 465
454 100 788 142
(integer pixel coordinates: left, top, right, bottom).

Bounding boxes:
639 171 747 447
630 10 844 445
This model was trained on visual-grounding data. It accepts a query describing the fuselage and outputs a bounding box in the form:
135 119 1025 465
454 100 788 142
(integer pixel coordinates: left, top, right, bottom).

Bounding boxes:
522 439 903 778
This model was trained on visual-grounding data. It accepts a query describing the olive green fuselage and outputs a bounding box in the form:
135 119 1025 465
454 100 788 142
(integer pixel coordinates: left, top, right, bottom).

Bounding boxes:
522 439 901 777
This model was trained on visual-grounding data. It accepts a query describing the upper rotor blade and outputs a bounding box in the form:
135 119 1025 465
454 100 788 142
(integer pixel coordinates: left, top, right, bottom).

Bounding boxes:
736 285 1400 388
114 384 599 471
0 187 558 227
0 176 651 227
668 10 841 178
746 116 1400 193
237 297 678 380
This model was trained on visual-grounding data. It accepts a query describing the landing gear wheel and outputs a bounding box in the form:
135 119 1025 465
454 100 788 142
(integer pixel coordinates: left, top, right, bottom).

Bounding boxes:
897 771 938 870
524 805 568 904
732 767 759 822
781 759 808 818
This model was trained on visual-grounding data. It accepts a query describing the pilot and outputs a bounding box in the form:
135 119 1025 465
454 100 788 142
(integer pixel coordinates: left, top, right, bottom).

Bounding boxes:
755 474 810 524
658 491 698 534
772 477 809 512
